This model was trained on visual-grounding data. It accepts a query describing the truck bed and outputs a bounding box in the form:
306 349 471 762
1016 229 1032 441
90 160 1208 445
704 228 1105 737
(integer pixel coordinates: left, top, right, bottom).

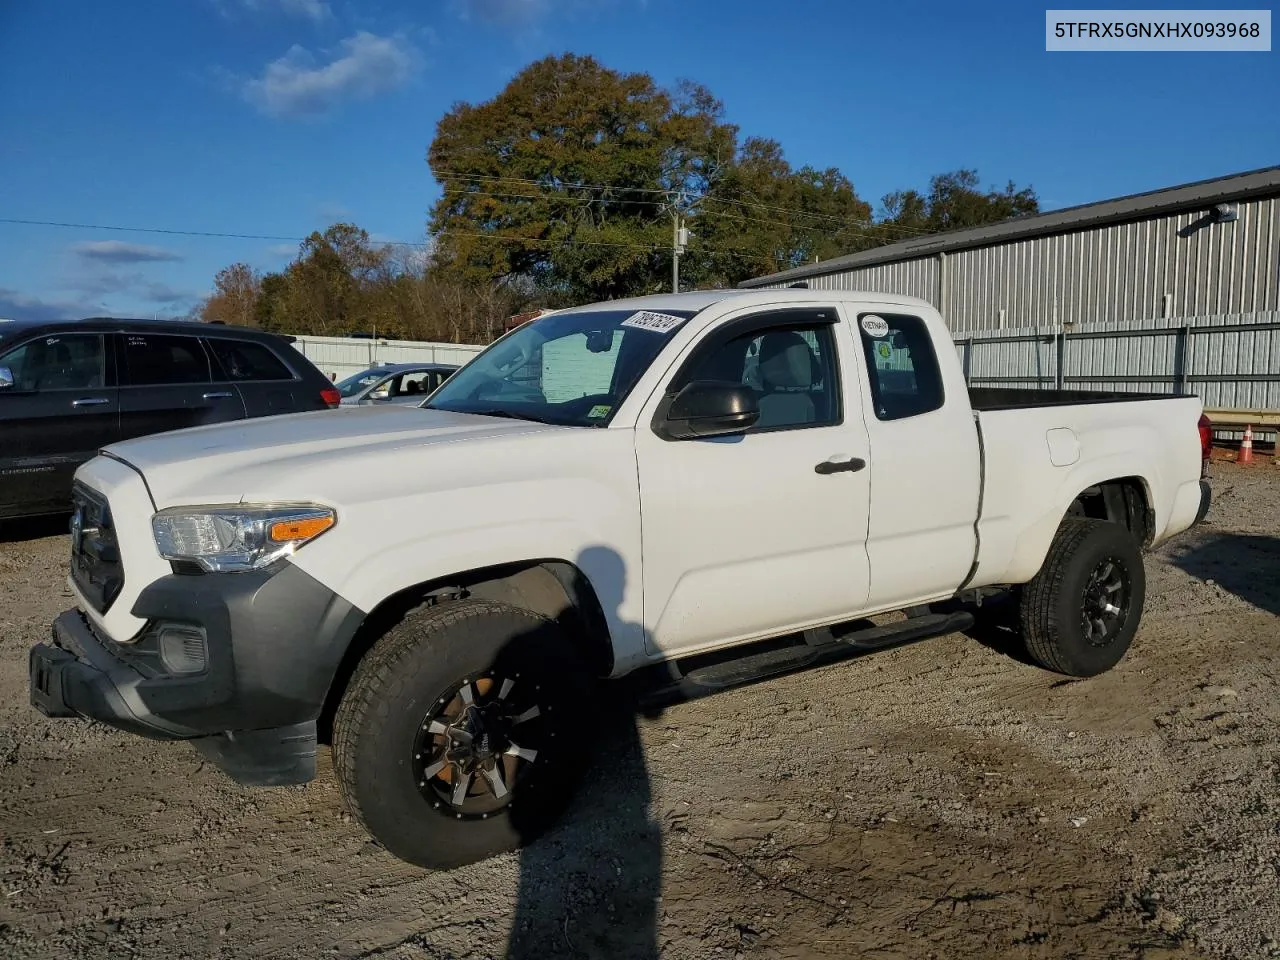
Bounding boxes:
968 387 1185 411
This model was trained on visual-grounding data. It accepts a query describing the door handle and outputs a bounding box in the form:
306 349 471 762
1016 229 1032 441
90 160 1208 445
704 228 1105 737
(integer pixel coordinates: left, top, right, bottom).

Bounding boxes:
202 391 234 400
814 457 866 475
71 397 110 408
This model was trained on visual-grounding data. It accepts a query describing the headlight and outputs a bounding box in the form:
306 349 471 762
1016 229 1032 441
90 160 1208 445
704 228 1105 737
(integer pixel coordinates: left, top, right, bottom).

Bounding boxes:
152 504 336 573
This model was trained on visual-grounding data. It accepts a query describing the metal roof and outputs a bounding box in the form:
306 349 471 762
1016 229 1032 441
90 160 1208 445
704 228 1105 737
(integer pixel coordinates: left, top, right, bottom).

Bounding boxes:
740 165 1280 288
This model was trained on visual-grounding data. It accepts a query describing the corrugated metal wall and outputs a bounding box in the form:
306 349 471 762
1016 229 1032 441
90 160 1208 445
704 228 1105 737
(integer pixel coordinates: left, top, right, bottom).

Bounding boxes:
764 195 1280 333
804 258 939 302
290 335 485 380
953 310 1280 432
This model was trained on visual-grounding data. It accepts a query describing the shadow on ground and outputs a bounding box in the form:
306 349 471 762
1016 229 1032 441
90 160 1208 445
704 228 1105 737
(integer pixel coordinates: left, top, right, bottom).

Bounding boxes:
1172 532 1280 616
0 514 68 544
506 696 660 959
504 544 661 960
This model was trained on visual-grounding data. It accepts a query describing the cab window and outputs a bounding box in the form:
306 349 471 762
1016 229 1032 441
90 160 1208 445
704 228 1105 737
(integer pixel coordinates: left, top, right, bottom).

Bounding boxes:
675 319 840 432
856 313 944 421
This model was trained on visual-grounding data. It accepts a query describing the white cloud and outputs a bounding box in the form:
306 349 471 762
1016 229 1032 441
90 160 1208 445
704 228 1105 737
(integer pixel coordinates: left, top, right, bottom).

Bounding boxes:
143 282 192 304
454 0 545 23
217 0 331 23
71 240 183 264
242 32 421 118
451 0 631 25
0 288 101 323
266 242 298 258
66 272 198 308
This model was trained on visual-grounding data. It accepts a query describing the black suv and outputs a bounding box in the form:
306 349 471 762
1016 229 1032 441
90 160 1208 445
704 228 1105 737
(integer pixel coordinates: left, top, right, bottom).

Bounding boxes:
0 317 340 521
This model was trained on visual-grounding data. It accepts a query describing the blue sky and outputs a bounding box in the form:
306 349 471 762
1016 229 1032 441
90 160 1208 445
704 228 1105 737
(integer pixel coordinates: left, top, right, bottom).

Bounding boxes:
0 0 1275 320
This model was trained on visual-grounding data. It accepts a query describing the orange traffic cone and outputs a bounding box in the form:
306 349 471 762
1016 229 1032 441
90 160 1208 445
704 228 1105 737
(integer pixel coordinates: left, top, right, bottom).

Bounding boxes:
1237 424 1254 464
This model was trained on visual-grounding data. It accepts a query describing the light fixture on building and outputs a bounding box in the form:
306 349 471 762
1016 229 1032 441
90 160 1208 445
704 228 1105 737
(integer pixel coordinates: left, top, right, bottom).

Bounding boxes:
1211 202 1239 224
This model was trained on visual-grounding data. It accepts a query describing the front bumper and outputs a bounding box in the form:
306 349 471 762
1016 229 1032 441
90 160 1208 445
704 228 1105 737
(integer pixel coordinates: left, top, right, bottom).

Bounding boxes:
30 560 364 786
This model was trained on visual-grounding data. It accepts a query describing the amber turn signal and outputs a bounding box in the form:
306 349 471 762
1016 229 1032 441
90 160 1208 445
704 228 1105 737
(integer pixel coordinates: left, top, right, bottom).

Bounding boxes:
269 514 334 543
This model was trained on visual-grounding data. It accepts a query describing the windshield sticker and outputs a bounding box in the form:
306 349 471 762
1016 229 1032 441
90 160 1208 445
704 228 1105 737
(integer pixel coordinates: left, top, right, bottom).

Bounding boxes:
860 315 890 338
620 310 685 334
587 404 612 419
876 341 893 360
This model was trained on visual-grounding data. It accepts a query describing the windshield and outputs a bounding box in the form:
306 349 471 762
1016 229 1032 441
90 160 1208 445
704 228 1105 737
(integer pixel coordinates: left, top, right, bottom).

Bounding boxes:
425 306 697 426
335 369 389 398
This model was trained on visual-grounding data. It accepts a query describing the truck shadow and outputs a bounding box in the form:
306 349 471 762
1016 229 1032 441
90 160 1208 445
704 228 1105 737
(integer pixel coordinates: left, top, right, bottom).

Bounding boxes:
0 513 68 544
1170 532 1280 616
931 595 1041 668
504 545 661 960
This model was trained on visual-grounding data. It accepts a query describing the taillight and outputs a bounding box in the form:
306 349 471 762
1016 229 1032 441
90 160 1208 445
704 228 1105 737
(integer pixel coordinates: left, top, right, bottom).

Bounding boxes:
320 387 341 408
1198 413 1213 462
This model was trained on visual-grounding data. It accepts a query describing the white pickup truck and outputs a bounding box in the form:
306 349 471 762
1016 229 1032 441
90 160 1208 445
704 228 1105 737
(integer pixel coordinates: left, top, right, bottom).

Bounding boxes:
29 289 1212 869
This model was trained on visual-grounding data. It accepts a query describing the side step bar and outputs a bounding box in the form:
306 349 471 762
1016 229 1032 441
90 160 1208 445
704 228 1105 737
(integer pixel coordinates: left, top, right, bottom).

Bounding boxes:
635 610 974 710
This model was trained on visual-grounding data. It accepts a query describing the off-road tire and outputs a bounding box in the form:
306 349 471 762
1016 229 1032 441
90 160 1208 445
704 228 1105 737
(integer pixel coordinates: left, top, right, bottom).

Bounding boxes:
332 598 595 869
1019 518 1145 677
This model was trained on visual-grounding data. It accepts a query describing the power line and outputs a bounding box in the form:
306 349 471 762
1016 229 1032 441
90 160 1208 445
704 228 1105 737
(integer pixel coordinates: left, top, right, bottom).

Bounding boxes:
435 171 934 238
0 217 309 243
440 228 664 251
436 171 675 196
696 193 931 238
0 216 672 253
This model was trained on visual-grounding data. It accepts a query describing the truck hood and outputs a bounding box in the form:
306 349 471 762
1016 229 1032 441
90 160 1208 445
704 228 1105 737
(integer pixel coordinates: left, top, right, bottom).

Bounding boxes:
102 405 563 507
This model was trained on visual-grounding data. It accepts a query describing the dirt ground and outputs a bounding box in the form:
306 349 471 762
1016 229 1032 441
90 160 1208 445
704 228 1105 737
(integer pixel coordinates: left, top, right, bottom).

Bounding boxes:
1 462 1277 960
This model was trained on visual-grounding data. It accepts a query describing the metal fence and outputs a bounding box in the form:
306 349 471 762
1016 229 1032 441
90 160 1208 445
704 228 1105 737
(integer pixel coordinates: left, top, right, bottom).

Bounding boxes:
289 335 485 382
952 309 1280 440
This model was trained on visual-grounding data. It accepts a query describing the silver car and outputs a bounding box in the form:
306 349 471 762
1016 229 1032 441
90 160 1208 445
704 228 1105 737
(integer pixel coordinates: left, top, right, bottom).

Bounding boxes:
335 363 460 406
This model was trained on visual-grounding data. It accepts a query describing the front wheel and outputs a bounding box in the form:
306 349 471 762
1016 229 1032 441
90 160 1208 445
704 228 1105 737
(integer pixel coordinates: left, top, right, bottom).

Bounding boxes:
332 599 595 869
1019 518 1146 676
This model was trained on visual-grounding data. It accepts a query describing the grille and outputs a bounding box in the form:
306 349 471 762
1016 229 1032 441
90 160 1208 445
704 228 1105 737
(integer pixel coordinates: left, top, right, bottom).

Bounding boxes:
69 483 124 613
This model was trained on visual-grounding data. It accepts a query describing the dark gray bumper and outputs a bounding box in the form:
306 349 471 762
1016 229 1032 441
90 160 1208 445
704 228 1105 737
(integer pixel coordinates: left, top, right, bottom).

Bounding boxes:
29 561 364 786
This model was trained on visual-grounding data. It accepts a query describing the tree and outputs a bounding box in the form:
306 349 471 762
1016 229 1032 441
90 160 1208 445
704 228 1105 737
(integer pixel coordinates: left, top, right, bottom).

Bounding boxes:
880 169 1039 235
426 55 877 300
683 137 877 287
428 54 696 301
199 263 262 327
231 222 536 344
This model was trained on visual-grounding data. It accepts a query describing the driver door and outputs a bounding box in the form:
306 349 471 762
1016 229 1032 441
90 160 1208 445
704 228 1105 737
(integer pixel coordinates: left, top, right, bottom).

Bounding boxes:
634 306 873 658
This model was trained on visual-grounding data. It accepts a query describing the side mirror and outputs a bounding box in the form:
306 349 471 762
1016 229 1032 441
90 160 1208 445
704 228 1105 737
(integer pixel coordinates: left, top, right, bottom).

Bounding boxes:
659 380 759 440
0 367 12 390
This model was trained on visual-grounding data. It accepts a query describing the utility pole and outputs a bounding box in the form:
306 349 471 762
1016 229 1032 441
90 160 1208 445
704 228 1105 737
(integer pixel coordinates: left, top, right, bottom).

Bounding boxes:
671 208 689 293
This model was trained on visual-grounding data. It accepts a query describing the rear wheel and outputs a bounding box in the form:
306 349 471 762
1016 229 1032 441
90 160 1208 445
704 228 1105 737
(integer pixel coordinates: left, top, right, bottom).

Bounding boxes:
332 599 595 869
1019 518 1145 676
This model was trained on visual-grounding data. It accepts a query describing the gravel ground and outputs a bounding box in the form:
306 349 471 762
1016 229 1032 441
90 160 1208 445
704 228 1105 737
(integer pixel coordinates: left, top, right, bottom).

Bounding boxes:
0 461 1277 960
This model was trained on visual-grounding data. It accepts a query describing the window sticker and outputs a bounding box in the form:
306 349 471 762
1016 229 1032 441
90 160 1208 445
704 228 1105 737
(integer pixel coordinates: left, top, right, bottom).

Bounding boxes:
860 314 890 338
620 311 685 334
587 404 612 419
877 341 893 360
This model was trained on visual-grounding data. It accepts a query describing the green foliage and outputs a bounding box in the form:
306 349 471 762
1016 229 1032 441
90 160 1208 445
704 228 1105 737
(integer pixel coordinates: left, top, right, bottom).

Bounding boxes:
880 169 1039 234
427 55 1038 299
201 223 533 343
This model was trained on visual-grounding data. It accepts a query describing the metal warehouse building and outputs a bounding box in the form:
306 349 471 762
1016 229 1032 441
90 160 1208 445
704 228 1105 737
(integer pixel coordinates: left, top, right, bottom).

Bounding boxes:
742 166 1280 431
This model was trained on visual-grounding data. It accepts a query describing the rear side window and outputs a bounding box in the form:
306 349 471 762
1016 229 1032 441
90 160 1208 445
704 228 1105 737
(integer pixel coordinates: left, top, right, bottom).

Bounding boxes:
856 313 944 421
207 339 294 382
121 334 210 386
